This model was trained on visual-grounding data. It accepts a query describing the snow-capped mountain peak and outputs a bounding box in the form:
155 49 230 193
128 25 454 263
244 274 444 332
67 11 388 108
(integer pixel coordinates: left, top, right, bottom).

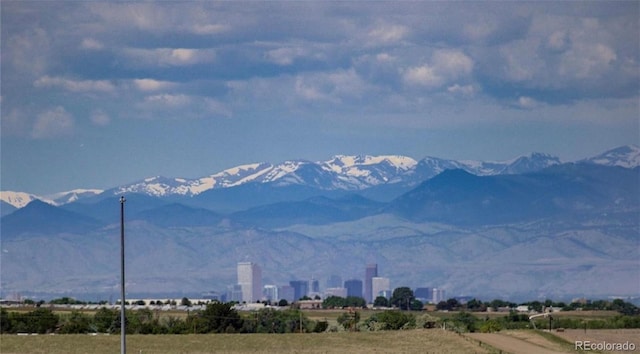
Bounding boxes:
45 189 104 205
0 191 54 208
581 145 640 168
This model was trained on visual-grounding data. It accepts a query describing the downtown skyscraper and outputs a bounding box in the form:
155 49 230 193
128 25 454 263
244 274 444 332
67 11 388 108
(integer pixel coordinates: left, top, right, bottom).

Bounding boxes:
237 262 262 303
364 264 378 303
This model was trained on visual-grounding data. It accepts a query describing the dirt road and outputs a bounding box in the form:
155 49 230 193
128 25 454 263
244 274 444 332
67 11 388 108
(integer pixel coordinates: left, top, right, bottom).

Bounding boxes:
467 331 571 354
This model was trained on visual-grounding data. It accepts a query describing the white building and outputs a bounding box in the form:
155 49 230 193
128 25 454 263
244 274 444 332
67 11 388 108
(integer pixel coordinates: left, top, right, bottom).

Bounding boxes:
372 277 391 300
237 262 262 303
432 288 446 304
263 284 278 302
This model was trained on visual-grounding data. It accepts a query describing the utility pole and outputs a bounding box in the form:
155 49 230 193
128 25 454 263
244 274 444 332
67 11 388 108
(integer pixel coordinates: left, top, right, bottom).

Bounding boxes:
120 196 126 354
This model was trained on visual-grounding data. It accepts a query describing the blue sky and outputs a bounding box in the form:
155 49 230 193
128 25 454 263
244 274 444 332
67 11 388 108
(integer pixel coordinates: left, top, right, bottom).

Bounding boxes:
1 1 638 195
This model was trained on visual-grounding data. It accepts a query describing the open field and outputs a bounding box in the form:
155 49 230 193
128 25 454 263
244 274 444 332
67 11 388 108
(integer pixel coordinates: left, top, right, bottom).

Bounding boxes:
1 329 493 354
553 329 640 354
467 329 640 354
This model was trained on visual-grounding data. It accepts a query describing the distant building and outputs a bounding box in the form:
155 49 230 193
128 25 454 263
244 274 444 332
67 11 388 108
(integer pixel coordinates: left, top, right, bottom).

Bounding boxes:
298 299 323 309
364 264 378 303
344 279 363 299
263 285 278 302
237 262 262 303
372 277 391 300
326 275 343 289
414 287 432 302
289 280 309 301
324 287 347 298
278 285 295 303
432 288 446 304
310 278 320 293
228 284 243 302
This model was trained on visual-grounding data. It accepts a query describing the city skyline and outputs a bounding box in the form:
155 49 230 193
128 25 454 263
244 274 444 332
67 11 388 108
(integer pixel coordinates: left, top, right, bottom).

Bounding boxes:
233 262 443 304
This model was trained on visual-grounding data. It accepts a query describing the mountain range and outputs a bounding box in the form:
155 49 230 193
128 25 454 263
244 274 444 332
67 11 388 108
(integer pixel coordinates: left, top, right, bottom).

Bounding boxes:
0 145 638 300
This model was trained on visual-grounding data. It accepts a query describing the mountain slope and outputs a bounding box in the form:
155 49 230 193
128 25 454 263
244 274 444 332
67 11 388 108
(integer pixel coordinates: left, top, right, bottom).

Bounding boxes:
388 164 639 225
1 200 104 237
580 145 640 168
132 203 222 227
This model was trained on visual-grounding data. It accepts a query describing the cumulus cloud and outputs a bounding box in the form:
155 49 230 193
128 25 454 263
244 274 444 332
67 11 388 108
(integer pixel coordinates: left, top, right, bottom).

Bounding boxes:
191 23 229 35
31 106 74 139
123 48 216 67
368 24 409 45
144 93 191 107
295 69 369 102
516 96 543 109
90 109 110 126
447 84 477 96
34 76 115 93
266 47 308 66
133 78 175 91
80 38 104 50
403 49 474 88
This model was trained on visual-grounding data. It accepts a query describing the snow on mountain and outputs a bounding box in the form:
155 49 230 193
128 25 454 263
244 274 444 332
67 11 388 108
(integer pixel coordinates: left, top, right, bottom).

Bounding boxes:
9 146 635 206
45 189 104 205
459 152 562 175
0 191 54 209
580 145 640 168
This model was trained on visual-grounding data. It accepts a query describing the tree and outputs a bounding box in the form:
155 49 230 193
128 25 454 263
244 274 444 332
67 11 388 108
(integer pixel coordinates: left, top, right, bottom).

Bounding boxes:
59 311 91 334
337 309 360 331
181 297 192 307
410 299 424 311
322 296 346 309
390 287 414 310
278 299 288 307
373 296 389 307
370 310 415 330
198 302 243 333
452 311 477 332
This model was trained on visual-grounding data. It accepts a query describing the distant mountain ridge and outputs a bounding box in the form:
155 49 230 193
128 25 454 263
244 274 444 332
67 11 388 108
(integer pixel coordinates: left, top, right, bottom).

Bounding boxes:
1 147 638 300
1 145 638 209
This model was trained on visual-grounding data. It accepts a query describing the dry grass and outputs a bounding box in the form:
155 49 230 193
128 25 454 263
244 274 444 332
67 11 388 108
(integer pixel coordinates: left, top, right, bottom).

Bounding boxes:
1 329 492 354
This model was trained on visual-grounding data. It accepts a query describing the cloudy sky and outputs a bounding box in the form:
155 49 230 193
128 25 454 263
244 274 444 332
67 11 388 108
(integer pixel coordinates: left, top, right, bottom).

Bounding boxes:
2 1 638 195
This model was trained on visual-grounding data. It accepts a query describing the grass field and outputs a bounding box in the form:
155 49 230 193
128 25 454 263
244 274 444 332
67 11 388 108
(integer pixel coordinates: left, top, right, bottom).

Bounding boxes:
0 329 493 354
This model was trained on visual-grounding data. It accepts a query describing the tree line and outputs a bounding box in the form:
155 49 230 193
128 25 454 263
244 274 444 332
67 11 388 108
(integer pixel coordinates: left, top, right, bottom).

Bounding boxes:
0 302 327 335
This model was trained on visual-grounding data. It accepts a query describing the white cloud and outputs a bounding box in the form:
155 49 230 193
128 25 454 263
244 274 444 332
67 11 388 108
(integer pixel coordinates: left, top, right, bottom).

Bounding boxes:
34 76 115 93
447 84 477 96
295 69 369 102
403 65 442 87
191 23 229 35
133 78 175 91
403 49 474 88
80 38 104 50
31 106 74 139
517 96 542 109
368 24 409 45
144 94 191 107
559 42 617 79
90 109 110 126
123 48 216 67
266 47 307 66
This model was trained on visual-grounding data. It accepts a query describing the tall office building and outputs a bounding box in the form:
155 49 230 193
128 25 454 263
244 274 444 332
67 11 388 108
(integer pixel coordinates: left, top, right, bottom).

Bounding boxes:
237 262 262 303
364 264 378 303
289 280 309 301
344 279 363 299
263 285 278 302
371 277 390 300
432 288 446 304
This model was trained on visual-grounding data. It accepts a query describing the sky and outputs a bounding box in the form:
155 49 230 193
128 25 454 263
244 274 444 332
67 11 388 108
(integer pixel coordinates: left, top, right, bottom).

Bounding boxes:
1 1 639 195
